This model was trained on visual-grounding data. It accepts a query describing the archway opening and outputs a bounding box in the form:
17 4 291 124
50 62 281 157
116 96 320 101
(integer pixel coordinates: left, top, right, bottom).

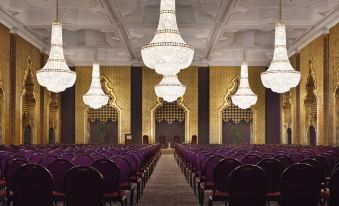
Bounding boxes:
304 67 317 145
155 100 185 148
286 128 292 145
0 87 3 144
48 128 55 144
23 125 32 145
88 105 118 144
308 126 316 146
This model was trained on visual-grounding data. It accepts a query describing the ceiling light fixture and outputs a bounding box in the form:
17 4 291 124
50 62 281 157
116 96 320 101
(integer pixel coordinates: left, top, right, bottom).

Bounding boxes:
261 0 300 93
231 49 258 109
141 0 194 76
154 75 186 102
36 0 76 93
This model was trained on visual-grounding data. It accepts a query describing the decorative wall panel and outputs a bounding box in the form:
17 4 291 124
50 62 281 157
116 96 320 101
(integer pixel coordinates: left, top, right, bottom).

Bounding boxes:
75 66 130 144
210 66 266 144
12 35 41 145
329 24 339 145
142 67 198 143
300 35 328 145
0 24 10 144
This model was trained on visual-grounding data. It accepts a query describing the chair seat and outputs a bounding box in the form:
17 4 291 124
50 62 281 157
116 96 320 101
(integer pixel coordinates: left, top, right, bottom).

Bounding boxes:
0 191 6 199
266 191 281 201
321 190 330 200
202 181 215 190
0 179 6 186
53 191 65 197
210 191 229 201
104 191 125 201
119 182 132 190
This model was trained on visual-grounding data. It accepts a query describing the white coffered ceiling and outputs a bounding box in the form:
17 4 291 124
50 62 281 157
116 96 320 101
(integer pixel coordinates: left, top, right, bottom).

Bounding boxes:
0 0 338 66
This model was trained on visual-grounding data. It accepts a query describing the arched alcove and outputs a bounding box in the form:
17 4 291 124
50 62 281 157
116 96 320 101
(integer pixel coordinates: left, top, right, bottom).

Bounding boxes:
308 126 316 146
155 99 186 147
286 128 292 145
219 76 254 144
21 56 36 145
48 128 55 144
0 87 4 144
48 92 59 144
303 62 318 145
282 91 292 144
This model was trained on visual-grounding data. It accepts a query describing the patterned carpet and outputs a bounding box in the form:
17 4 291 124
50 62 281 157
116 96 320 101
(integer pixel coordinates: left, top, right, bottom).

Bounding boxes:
138 154 199 206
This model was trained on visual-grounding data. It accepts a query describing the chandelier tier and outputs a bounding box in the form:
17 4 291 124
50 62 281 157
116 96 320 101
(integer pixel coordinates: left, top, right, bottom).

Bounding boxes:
231 50 257 109
260 0 300 93
154 75 186 102
141 0 194 76
83 63 109 109
36 0 76 93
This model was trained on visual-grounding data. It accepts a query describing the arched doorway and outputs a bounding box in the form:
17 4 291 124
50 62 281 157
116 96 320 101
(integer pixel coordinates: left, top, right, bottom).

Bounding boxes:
286 128 292 145
88 105 119 144
21 56 36 145
304 65 317 145
48 128 55 144
155 100 185 148
0 87 3 144
308 126 316 146
222 105 253 144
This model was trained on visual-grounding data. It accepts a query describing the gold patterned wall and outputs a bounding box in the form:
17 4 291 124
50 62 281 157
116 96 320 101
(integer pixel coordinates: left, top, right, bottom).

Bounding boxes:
75 66 130 144
12 35 42 145
300 35 328 145
142 67 198 143
210 66 266 144
329 23 339 145
0 24 10 145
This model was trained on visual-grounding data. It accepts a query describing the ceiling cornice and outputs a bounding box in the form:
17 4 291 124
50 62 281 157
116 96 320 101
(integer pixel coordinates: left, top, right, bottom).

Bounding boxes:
0 7 48 52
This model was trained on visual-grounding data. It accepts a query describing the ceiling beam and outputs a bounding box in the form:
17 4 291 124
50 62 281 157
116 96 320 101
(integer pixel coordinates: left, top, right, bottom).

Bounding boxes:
99 0 137 60
202 0 239 61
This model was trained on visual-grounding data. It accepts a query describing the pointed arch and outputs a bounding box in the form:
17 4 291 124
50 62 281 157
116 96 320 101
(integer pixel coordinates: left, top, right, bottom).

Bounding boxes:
83 75 122 144
150 97 190 143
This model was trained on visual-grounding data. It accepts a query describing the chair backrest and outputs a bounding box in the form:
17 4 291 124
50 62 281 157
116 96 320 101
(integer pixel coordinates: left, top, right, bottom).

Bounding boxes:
47 159 74 193
72 153 95 166
5 159 28 190
61 153 74 161
280 163 321 206
213 158 241 193
228 164 266 206
204 155 225 183
289 153 304 163
328 168 339 206
111 156 132 183
257 158 284 193
92 159 120 193
0 152 12 178
90 153 106 161
310 155 329 179
241 154 262 165
39 155 58 167
29 153 46 164
13 164 54 206
124 153 139 175
64 166 104 206
274 155 293 168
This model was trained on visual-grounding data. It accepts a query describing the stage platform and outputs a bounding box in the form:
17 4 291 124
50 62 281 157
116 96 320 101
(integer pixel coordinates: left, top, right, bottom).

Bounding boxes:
161 148 175 154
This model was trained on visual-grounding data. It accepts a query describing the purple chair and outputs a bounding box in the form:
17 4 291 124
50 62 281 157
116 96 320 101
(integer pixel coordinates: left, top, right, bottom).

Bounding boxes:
39 155 58 167
29 153 46 164
47 159 74 201
13 164 54 206
61 153 74 161
72 154 95 166
111 156 135 206
241 154 262 165
326 168 339 206
64 166 104 206
208 158 241 205
280 163 321 206
228 165 267 206
274 155 294 168
91 153 106 161
289 153 304 163
92 159 127 206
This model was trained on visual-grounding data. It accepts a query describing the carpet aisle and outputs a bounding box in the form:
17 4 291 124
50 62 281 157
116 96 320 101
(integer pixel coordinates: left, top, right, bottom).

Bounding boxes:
138 154 199 206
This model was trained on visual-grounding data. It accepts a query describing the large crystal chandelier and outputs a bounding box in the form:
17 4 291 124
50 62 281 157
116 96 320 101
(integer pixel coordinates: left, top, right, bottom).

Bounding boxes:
36 0 76 93
261 0 300 93
231 50 257 109
141 0 194 76
83 63 109 109
155 75 186 102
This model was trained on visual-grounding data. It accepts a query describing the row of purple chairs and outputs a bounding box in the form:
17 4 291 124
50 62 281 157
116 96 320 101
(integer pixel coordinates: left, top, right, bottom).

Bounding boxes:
0 144 161 206
174 143 339 206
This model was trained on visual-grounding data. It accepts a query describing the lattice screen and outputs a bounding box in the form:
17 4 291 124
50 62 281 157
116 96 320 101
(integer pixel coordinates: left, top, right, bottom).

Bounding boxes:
155 101 185 124
311 98 317 119
222 104 253 123
88 105 118 122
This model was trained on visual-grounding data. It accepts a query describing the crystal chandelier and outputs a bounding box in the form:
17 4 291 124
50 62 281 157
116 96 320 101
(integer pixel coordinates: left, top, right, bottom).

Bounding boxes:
261 0 300 93
141 0 194 76
36 0 76 93
155 75 186 102
83 63 109 109
231 50 257 109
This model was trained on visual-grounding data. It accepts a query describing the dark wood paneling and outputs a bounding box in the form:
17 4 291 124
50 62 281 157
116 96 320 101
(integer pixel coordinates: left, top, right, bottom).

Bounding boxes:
131 66 142 144
265 88 281 144
198 67 210 144
60 66 75 144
